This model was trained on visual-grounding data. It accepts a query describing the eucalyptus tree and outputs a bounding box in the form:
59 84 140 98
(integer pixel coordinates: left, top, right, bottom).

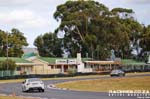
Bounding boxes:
34 33 63 57
0 28 28 57
10 28 28 57
110 8 143 58
0 29 7 56
54 0 110 58
0 59 16 70
140 25 150 51
53 0 143 59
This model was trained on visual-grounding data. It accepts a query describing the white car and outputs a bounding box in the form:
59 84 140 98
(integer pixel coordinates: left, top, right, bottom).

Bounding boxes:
22 78 45 92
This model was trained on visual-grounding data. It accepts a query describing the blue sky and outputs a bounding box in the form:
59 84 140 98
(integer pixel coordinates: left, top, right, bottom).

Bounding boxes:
0 0 150 47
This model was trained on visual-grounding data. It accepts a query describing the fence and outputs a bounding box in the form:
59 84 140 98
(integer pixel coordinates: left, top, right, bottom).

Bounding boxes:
0 65 150 78
121 65 150 72
0 70 15 77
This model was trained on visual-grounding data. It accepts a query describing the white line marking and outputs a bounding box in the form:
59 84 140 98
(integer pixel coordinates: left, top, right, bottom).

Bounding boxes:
47 84 68 90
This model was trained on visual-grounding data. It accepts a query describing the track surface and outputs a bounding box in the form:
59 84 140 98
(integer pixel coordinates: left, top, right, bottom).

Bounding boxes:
1 74 150 99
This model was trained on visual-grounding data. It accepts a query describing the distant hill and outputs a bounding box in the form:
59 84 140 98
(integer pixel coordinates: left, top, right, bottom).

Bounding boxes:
22 47 38 54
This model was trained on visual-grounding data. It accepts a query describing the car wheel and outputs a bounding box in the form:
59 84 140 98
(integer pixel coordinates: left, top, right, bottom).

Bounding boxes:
39 89 43 92
26 90 29 92
22 88 24 92
119 74 124 77
40 89 44 92
22 88 27 92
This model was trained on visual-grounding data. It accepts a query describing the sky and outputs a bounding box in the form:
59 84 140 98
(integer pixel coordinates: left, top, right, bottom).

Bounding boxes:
0 0 150 47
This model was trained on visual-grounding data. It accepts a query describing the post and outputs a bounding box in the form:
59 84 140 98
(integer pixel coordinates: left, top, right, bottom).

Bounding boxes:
61 65 64 73
148 55 150 64
6 32 9 72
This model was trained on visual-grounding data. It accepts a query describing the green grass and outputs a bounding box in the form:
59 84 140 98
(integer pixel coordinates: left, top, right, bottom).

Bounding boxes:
56 76 150 92
127 72 150 75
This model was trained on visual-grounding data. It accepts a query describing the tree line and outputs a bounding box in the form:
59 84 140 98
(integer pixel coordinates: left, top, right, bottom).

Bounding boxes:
0 59 16 70
34 0 150 60
0 0 150 61
0 28 28 57
0 28 28 70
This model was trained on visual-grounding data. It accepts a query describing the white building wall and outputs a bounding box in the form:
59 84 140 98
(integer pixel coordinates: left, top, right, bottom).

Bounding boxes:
77 63 93 73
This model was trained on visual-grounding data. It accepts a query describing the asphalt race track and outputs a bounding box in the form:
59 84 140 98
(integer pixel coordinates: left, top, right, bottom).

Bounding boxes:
0 74 150 99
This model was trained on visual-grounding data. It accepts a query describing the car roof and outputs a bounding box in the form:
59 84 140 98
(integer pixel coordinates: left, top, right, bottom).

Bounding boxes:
26 78 41 81
112 69 122 71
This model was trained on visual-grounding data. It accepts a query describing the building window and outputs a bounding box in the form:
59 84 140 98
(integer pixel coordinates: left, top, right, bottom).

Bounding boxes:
16 66 21 71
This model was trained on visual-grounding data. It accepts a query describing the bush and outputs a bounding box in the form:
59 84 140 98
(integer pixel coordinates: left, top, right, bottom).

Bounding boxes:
0 59 16 70
67 68 77 75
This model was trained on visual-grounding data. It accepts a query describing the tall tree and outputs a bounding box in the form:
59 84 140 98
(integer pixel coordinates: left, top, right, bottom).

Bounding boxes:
34 33 63 57
140 25 150 51
111 8 143 58
10 28 28 57
54 0 110 58
54 0 142 59
0 59 16 70
0 29 7 56
0 28 28 57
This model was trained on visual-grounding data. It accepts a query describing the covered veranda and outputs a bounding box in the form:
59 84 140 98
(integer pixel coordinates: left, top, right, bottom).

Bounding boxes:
84 61 121 73
49 63 78 73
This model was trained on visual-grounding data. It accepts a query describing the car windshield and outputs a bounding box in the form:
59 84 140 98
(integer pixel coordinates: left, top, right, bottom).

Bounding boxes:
28 78 41 82
111 70 118 73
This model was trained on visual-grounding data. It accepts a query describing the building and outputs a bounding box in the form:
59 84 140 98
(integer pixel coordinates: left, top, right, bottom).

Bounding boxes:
0 57 35 75
0 48 123 75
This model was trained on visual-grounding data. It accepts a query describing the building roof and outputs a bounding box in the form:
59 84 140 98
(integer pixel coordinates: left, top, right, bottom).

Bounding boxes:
85 61 121 65
0 57 146 66
121 59 146 65
22 52 37 59
0 57 91 64
0 57 33 63
39 57 91 64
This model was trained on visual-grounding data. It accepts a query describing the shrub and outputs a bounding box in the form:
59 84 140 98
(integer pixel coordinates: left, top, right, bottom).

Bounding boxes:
67 68 77 75
0 59 16 70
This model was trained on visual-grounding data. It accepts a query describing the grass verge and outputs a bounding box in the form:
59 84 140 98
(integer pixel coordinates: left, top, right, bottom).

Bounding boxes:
0 75 108 83
56 76 150 92
0 72 150 83
0 95 37 99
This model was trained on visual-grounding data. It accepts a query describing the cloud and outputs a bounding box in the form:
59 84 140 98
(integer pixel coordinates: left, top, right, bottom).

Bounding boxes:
0 0 66 47
0 0 66 7
0 0 31 6
0 0 66 30
0 0 150 47
0 9 48 29
124 0 150 5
